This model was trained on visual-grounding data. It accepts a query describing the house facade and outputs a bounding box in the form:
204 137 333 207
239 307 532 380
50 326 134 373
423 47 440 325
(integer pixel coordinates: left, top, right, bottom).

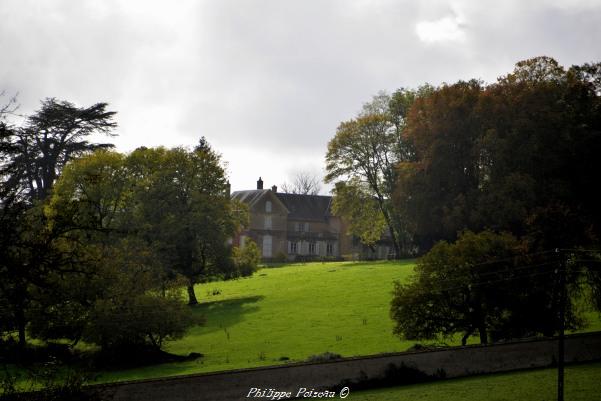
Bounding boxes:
231 178 392 261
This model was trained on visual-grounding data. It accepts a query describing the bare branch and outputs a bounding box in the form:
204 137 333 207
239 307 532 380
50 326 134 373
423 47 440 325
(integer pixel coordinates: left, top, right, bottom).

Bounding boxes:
281 171 322 195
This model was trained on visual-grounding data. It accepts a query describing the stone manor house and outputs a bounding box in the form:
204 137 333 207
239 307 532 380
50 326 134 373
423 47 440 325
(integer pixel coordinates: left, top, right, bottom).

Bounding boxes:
231 178 392 261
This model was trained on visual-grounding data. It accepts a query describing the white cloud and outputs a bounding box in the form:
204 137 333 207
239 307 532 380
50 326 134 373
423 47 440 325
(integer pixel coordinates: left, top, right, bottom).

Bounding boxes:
416 14 466 43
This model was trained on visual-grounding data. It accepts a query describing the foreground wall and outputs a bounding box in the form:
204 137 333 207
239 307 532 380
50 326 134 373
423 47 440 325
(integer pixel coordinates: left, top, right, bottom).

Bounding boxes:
96 332 601 401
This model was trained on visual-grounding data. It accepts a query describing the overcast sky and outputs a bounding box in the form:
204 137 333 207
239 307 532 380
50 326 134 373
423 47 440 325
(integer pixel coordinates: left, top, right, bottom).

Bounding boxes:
2 0 600 192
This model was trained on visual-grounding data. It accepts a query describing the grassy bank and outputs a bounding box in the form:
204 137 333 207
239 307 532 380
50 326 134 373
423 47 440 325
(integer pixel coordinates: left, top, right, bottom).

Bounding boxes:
346 361 601 400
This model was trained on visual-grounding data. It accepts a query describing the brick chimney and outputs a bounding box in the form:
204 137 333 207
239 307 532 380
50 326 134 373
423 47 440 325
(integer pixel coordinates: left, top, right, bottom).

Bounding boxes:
271 185 277 193
257 177 263 190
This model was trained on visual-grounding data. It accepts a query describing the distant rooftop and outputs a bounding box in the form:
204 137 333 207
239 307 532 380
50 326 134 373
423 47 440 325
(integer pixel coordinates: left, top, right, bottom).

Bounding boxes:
231 189 333 222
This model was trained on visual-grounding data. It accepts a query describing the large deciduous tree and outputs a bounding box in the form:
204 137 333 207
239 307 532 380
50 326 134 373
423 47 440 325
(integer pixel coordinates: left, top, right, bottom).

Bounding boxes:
331 180 387 250
390 231 581 345
39 149 202 353
395 80 483 251
325 90 423 257
127 140 246 305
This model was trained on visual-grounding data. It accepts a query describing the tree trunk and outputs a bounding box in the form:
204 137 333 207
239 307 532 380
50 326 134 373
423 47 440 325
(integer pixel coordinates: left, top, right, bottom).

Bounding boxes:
461 329 473 346
15 306 27 358
187 282 198 305
377 201 402 259
478 325 488 344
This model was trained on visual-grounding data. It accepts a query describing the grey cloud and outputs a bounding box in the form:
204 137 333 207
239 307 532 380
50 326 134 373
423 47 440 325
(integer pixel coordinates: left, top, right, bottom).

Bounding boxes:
2 0 600 189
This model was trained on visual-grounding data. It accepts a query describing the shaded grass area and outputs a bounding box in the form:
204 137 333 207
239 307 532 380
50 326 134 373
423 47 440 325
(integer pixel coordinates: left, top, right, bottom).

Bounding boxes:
345 361 601 401
97 260 419 382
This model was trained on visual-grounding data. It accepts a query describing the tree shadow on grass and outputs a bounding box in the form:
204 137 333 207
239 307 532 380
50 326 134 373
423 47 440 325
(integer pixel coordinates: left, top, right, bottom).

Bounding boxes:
188 295 264 334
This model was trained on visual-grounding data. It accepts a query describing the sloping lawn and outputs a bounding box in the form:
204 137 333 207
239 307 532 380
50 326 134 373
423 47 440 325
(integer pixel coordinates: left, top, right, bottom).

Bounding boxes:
99 260 417 382
95 259 600 383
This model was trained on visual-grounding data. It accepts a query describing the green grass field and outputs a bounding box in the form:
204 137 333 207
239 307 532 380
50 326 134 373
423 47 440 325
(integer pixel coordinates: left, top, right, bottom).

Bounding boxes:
96 259 601 383
346 362 601 400
98 260 418 382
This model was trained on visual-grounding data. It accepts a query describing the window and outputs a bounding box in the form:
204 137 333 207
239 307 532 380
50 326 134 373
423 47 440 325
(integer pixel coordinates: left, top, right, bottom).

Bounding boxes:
326 242 333 256
265 201 272 213
294 222 309 232
240 235 247 249
262 235 272 257
264 215 272 229
289 241 298 254
309 242 316 255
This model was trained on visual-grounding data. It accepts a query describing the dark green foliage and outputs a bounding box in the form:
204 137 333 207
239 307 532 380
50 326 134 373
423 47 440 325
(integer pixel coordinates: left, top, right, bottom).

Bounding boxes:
124 144 246 304
390 231 582 345
331 180 387 249
306 352 342 362
36 146 233 350
0 98 117 353
336 362 444 393
1 99 234 358
272 251 287 264
232 239 261 277
580 251 601 314
1 98 116 202
1 363 99 401
85 293 198 352
29 140 245 353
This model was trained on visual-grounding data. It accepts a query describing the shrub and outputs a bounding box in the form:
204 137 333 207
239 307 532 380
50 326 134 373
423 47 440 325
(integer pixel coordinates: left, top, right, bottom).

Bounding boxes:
306 352 342 363
272 251 287 263
232 239 261 277
83 291 200 352
1 363 100 401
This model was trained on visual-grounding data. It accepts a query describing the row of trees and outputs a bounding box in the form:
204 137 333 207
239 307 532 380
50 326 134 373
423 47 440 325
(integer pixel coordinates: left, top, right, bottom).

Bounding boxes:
325 57 601 344
327 57 601 256
0 98 258 361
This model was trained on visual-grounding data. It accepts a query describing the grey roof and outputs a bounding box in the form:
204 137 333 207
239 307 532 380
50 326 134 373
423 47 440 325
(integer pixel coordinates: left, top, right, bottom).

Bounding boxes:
231 189 334 222
231 189 271 207
275 193 332 221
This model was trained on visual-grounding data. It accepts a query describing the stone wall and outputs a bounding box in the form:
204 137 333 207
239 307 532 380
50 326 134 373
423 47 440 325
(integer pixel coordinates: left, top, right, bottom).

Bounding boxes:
96 332 601 401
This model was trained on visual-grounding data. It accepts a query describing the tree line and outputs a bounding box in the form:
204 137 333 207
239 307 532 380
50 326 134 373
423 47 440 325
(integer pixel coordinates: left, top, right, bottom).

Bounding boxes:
325 56 601 343
0 98 259 364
